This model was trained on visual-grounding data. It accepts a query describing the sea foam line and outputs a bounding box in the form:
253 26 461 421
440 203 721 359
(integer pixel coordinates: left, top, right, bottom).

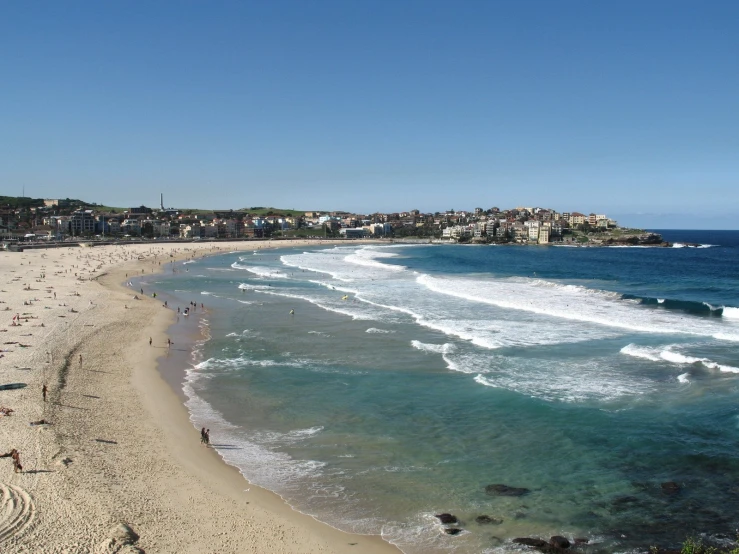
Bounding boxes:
620 344 739 373
417 274 739 342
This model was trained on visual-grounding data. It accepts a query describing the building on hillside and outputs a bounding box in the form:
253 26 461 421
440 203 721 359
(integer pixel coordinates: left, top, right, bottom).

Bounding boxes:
570 212 585 225
44 199 59 207
54 216 71 235
108 218 121 235
179 223 201 239
513 222 528 241
339 228 367 238
538 227 550 244
70 210 95 235
526 221 540 241
367 223 393 237
203 223 219 238
122 218 142 236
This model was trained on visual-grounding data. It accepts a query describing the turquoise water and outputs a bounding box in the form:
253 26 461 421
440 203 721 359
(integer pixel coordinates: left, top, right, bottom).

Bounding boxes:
150 231 739 553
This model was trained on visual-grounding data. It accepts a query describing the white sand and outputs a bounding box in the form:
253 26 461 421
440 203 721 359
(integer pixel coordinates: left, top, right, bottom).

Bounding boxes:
0 240 399 553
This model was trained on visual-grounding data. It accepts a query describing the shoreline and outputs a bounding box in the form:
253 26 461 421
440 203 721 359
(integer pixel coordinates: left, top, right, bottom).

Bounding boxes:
0 240 399 553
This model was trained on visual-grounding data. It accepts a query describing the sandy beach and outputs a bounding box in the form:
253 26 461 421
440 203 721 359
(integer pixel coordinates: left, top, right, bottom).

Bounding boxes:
0 240 399 553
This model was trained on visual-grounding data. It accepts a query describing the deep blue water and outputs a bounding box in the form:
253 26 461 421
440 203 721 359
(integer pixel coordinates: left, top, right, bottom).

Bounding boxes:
151 230 739 553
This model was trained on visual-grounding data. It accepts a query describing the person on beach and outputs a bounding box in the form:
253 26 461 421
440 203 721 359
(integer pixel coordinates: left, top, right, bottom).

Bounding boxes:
200 427 206 444
149 337 152 346
42 383 48 402
167 338 171 348
204 429 210 445
2 449 23 473
79 354 82 366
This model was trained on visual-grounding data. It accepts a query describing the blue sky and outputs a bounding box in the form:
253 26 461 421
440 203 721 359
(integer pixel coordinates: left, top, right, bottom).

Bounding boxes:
1 1 737 228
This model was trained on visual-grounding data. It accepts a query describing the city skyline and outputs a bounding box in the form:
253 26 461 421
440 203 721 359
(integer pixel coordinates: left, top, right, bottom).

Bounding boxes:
2 1 737 230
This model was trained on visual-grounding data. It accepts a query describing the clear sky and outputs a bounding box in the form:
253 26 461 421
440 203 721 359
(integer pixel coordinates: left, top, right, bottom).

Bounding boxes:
1 1 737 228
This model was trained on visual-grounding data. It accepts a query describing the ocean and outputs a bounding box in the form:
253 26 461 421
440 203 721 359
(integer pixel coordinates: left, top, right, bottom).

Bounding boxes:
148 230 739 553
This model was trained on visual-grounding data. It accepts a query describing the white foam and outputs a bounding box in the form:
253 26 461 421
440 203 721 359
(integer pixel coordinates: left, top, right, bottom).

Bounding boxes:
417 274 739 343
281 250 356 282
723 307 739 319
672 243 715 248
281 245 408 283
288 426 324 438
677 373 690 383
410 340 456 355
194 356 307 371
183 371 329 497
620 344 739 373
238 283 270 290
343 248 406 273
366 328 394 334
256 289 378 320
472 354 655 403
232 263 290 279
225 329 258 339
283 247 623 349
620 344 662 362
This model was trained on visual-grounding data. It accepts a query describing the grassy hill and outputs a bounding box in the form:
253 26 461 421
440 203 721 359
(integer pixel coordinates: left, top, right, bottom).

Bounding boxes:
240 207 309 216
0 196 45 209
1 196 321 216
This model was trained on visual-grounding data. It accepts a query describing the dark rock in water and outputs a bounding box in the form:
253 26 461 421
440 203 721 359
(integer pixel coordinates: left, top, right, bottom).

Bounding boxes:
475 515 503 525
573 538 589 545
444 528 462 535
661 481 681 494
435 513 458 524
485 484 530 496
513 538 548 548
549 536 571 549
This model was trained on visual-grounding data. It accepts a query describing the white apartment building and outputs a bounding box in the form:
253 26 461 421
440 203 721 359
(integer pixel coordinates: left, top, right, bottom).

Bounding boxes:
538 227 550 244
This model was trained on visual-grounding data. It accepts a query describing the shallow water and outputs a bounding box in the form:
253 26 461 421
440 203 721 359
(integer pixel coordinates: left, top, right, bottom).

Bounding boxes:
152 231 739 553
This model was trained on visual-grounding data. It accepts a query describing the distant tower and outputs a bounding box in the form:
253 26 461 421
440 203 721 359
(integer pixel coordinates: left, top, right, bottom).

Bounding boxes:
160 193 164 210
